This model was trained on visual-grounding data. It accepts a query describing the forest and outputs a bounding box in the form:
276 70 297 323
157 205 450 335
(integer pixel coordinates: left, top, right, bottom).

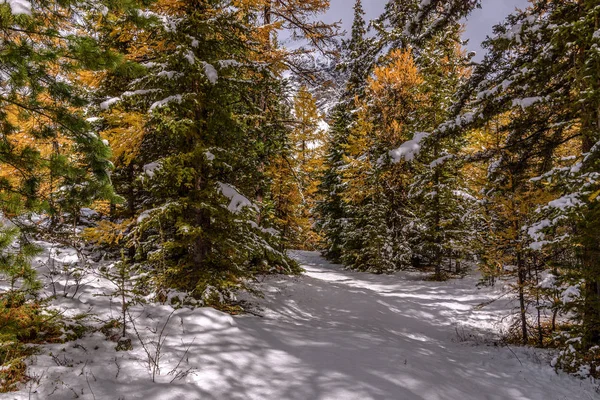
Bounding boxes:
1 0 600 398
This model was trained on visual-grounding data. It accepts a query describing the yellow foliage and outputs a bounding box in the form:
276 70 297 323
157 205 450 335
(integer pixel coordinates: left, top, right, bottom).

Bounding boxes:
82 219 133 247
342 49 427 205
89 200 112 216
268 87 325 249
367 49 426 146
342 101 376 204
101 109 146 164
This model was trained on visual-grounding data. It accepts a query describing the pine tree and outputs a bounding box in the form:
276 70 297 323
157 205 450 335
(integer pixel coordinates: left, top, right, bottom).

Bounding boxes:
433 0 600 360
0 1 121 227
316 0 374 262
342 0 375 101
327 0 477 273
374 0 480 51
339 49 426 272
399 24 476 278
98 0 297 303
0 225 41 300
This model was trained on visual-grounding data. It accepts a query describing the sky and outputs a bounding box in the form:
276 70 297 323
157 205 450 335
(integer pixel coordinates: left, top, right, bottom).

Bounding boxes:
323 0 530 60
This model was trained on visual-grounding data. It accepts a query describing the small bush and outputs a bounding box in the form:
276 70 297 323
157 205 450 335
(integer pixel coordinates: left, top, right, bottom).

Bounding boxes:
552 332 600 379
0 297 62 392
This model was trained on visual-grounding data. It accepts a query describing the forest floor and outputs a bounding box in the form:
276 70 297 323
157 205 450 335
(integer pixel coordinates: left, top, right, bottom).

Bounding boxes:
4 248 600 399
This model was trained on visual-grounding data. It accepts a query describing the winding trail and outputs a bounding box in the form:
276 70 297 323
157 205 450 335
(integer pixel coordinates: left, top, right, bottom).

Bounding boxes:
227 251 598 400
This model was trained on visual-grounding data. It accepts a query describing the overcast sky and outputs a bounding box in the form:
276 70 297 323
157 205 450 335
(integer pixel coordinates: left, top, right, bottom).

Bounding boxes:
323 0 530 60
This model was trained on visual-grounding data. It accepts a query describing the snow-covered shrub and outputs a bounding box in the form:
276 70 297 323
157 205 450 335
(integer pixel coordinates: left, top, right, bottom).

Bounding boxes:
552 334 600 379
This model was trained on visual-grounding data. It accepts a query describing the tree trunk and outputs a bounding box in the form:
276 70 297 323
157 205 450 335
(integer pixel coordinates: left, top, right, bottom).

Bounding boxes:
517 253 529 345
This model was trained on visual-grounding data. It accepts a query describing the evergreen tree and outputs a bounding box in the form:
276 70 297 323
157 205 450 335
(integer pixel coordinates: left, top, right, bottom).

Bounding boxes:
374 0 480 50
323 0 478 273
398 23 476 278
0 225 41 300
0 0 121 227
433 0 600 358
340 49 425 272
98 0 297 303
316 0 374 262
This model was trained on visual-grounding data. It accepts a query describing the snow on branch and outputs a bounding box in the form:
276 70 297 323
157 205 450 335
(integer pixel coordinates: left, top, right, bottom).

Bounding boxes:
150 94 183 111
547 193 583 211
217 182 257 214
2 0 31 15
389 132 430 163
202 62 218 84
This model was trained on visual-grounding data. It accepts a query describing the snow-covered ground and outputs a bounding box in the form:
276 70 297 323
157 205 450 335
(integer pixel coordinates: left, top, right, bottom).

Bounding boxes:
4 249 599 399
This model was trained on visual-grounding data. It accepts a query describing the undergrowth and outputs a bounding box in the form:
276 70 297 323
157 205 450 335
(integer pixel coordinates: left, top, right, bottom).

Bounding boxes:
0 294 63 392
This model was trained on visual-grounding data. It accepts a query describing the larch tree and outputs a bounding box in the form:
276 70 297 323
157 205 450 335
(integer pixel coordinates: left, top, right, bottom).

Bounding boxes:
269 86 325 249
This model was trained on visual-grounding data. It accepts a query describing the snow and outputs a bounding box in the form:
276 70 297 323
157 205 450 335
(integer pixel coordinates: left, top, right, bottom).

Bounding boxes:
389 132 430 163
452 190 476 202
100 90 160 110
8 250 600 400
527 219 551 242
96 4 108 16
538 272 557 289
561 285 580 304
157 71 180 79
143 161 161 178
548 193 583 210
2 0 31 15
150 94 183 111
218 60 242 68
217 182 256 213
137 209 153 223
202 62 218 84
100 97 121 110
430 154 454 168
188 36 200 48
184 50 195 65
512 97 544 109
500 79 513 90
570 162 583 174
136 9 178 32
122 89 159 97
318 119 330 132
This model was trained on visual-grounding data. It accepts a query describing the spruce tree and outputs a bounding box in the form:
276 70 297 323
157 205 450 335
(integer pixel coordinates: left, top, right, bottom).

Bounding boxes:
399 22 476 278
316 0 374 262
98 0 297 303
433 0 600 357
0 0 121 227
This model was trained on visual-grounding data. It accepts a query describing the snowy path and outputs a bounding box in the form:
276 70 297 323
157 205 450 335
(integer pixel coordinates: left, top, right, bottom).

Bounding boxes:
7 250 600 400
227 251 598 400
